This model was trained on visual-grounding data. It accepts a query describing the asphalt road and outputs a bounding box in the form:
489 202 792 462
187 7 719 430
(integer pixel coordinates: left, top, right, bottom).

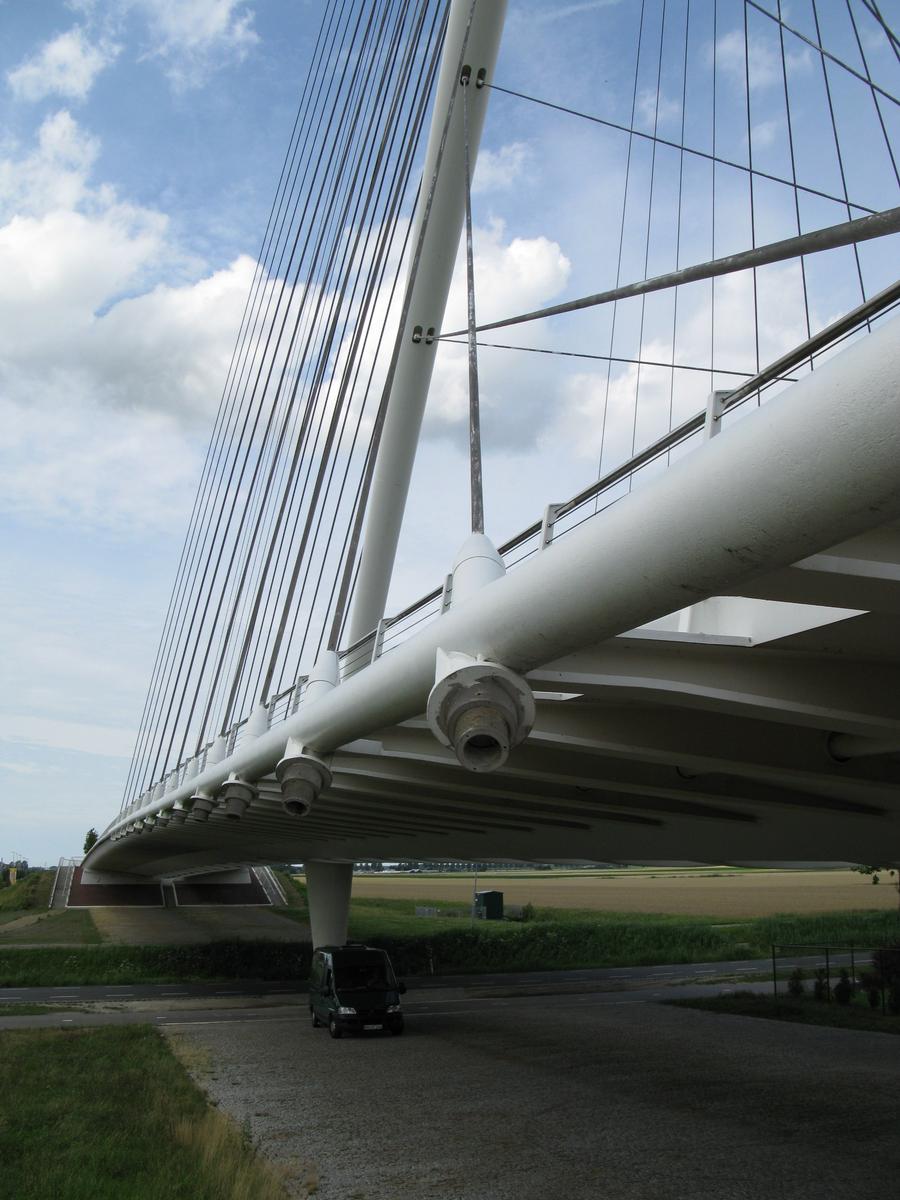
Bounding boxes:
0 951 854 1011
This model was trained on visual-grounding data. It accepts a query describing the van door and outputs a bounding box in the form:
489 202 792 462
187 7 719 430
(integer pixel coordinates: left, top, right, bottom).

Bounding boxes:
319 965 335 1022
309 952 329 1022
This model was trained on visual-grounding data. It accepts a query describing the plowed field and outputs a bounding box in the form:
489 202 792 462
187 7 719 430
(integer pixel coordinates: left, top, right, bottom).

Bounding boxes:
351 869 897 918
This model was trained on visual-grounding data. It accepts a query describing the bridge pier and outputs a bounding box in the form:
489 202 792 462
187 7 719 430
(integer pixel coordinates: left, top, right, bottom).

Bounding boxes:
305 861 353 948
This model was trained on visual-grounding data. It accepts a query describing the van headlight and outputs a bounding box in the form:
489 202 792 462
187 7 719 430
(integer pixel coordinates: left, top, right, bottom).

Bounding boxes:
337 1006 356 1016
387 1004 401 1013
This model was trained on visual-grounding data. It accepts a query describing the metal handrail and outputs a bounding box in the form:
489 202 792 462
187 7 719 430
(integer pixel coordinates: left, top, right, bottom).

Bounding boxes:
126 284 898 811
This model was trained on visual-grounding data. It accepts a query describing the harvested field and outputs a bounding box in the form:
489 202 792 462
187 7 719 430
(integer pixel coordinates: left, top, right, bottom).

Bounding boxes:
350 869 898 918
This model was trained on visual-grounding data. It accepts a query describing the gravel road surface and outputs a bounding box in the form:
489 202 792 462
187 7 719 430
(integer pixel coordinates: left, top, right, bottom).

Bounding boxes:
165 987 900 1200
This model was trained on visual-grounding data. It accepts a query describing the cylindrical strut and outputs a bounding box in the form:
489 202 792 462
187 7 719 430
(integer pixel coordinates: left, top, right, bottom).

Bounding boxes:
347 0 508 645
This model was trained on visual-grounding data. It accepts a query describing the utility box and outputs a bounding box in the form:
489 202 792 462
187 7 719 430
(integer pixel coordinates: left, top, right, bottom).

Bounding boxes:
474 890 504 920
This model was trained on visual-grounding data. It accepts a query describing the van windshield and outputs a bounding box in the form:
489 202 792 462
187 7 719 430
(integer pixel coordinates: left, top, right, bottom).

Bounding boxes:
334 955 395 992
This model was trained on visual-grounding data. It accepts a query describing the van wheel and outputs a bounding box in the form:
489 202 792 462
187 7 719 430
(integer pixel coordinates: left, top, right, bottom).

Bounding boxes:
310 1008 320 1028
390 1022 404 1036
328 1015 342 1039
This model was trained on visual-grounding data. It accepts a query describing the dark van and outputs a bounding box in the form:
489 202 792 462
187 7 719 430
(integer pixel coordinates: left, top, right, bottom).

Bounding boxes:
308 944 406 1038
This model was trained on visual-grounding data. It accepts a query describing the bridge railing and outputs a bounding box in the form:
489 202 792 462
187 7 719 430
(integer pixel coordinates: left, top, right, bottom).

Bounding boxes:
123 281 900 815
349 278 900 644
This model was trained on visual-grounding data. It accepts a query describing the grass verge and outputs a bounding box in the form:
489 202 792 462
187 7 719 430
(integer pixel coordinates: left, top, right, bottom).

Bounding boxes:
0 1025 294 1199
0 1003 83 1016
0 906 897 986
0 870 53 912
0 941 311 986
0 908 101 945
670 991 900 1035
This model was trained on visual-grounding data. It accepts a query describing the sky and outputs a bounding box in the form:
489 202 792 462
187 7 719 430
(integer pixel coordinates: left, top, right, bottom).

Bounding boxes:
1 0 898 864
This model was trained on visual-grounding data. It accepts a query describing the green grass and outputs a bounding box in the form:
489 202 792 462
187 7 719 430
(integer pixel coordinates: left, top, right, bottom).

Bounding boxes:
0 911 32 927
0 940 312 987
0 908 101 945
0 1026 293 1199
347 895 900 950
273 870 306 908
0 1003 82 1016
670 991 900 1035
0 902 896 987
0 870 53 912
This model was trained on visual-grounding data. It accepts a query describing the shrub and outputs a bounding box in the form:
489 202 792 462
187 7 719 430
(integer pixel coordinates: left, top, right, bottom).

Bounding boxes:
813 969 828 1002
872 943 900 987
787 968 805 998
860 971 882 1009
833 968 852 1005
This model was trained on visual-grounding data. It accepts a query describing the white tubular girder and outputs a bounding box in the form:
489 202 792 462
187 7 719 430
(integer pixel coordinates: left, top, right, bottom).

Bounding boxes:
347 0 508 644
93 315 900 855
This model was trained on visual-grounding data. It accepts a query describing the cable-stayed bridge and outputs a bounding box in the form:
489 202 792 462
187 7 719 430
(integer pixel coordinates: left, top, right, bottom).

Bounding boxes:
83 0 900 944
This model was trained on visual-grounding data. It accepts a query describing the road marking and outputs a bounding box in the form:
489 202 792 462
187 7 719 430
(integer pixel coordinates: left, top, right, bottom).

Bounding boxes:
163 1015 299 1026
407 1010 466 1017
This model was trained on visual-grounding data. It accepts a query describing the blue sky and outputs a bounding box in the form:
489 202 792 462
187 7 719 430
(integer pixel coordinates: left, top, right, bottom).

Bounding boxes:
1 0 898 864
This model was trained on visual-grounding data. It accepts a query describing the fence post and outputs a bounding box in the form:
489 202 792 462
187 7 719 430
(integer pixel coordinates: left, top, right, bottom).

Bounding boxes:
540 503 563 549
881 948 887 1015
772 945 777 999
825 947 831 1001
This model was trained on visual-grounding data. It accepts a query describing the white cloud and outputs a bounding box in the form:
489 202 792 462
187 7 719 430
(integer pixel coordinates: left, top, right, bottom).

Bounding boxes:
715 30 812 90
0 761 44 777
0 110 100 216
635 89 681 130
545 264 817 468
0 399 202 531
473 143 534 194
533 1 622 23
0 110 266 531
426 220 572 438
126 0 259 89
752 118 780 150
6 27 119 102
0 717 135 759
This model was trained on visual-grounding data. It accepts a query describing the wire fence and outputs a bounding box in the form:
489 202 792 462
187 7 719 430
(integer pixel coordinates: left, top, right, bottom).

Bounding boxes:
771 943 900 1016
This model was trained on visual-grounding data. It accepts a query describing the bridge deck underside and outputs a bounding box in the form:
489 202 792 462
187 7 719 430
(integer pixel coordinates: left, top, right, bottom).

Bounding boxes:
105 518 900 876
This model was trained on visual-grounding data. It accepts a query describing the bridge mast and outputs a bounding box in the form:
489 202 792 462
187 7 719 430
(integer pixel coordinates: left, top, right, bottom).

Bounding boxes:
347 0 507 646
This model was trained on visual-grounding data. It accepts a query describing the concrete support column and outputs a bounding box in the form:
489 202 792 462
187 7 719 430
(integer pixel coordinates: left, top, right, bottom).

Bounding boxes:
305 860 353 948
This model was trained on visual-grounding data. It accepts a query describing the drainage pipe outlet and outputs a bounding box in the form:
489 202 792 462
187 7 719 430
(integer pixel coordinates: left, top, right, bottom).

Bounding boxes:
275 738 332 817
426 648 535 772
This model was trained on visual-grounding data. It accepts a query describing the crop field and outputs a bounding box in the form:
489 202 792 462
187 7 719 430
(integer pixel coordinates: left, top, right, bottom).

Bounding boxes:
351 868 899 918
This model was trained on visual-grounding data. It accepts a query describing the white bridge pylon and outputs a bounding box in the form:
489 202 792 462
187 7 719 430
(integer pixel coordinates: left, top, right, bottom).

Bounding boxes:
87 0 900 920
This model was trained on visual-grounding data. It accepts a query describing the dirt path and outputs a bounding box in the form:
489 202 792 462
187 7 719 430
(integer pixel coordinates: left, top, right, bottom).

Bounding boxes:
0 913 48 934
